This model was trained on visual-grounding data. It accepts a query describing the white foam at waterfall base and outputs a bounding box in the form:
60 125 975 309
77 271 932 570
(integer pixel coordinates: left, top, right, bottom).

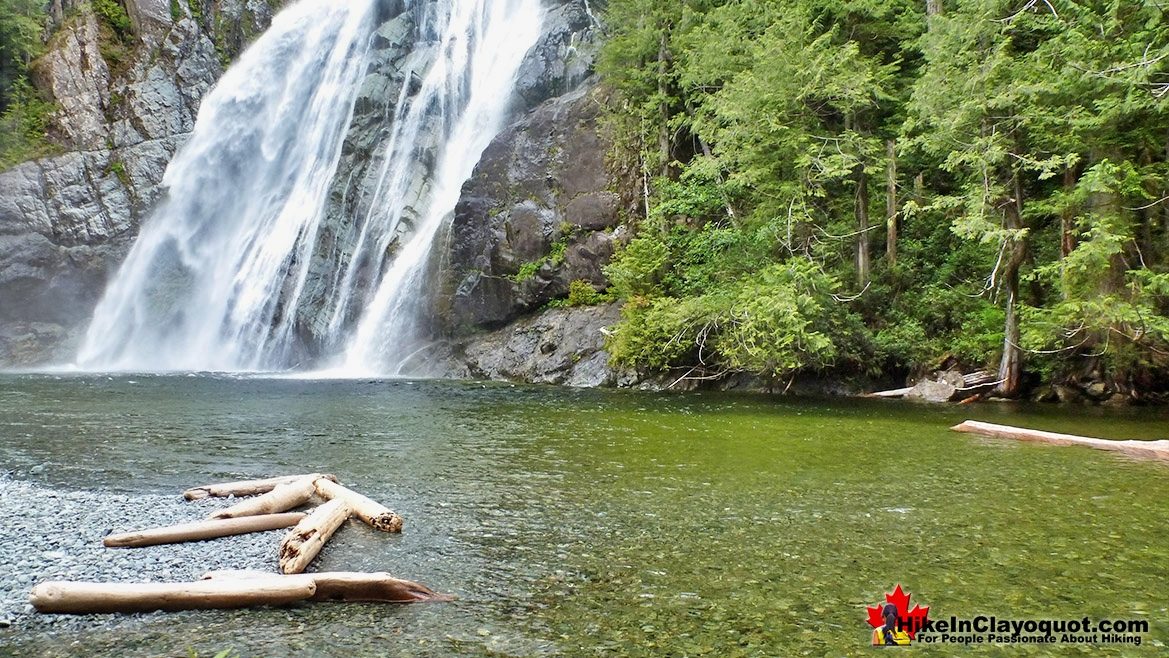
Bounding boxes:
73 0 543 375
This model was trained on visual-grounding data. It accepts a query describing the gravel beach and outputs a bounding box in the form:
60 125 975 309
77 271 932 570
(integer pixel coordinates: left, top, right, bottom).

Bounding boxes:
0 475 288 633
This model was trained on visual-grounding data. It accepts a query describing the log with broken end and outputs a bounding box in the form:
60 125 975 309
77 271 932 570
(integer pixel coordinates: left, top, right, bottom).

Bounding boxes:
279 498 351 574
104 512 308 548
201 570 453 603
183 473 338 501
207 477 316 520
313 478 403 533
29 578 316 614
951 420 1169 462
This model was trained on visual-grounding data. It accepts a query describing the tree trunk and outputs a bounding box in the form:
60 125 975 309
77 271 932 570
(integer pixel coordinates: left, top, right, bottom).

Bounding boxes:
29 578 317 614
207 477 316 520
1059 165 1078 297
1060 166 1078 259
995 176 1026 398
202 570 453 603
313 478 404 533
886 139 898 265
657 30 672 178
279 498 352 575
855 163 871 287
951 420 1169 462
104 512 308 548
926 0 943 17
1087 151 1130 295
183 473 336 501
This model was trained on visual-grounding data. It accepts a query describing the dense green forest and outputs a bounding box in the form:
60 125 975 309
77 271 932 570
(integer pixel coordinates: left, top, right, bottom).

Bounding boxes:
0 0 53 167
598 0 1169 398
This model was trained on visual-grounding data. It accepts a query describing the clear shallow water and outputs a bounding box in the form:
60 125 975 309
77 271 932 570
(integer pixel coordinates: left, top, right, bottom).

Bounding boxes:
0 374 1167 656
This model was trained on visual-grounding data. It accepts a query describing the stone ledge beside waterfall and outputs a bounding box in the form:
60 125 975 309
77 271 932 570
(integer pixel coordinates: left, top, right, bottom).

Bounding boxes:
444 302 628 387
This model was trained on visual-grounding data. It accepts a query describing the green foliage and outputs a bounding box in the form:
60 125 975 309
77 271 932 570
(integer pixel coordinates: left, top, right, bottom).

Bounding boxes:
107 158 129 187
92 0 131 38
567 279 603 307
609 260 858 379
513 261 540 284
599 0 1169 393
169 0 182 22
0 0 44 111
513 235 572 284
548 236 568 265
91 0 134 72
605 233 669 298
0 78 55 169
186 0 203 24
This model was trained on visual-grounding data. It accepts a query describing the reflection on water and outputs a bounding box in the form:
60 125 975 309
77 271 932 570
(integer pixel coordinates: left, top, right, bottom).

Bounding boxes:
1 374 1167 656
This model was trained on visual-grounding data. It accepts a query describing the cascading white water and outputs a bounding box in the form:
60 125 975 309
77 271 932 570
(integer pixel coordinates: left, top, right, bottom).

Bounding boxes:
75 0 543 373
338 0 542 375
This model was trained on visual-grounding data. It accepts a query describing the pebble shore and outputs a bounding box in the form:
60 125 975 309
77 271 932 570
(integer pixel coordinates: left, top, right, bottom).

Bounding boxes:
0 476 286 632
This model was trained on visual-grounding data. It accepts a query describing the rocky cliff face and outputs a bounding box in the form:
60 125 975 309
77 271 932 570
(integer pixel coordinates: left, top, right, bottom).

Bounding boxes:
444 82 628 331
0 0 284 365
435 78 637 385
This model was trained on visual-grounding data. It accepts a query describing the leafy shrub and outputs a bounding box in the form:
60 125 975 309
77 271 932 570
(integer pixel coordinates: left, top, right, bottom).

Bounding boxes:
608 259 856 378
93 0 131 38
567 279 602 307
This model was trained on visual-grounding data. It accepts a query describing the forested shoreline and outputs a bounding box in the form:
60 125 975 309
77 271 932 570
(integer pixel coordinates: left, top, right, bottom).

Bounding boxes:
597 0 1169 401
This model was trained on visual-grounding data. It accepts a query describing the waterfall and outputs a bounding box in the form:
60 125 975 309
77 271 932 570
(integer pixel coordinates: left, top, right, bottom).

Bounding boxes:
75 0 543 373
334 0 542 375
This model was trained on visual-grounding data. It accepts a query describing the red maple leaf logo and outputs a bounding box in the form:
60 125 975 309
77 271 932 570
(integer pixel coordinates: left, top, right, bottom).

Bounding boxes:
866 584 930 639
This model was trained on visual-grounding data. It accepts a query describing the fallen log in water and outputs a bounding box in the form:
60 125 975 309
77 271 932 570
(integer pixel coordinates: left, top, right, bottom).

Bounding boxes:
29 578 316 614
104 512 308 548
183 473 337 501
207 477 316 520
202 570 453 603
279 499 351 574
951 420 1169 462
313 478 403 533
867 386 913 398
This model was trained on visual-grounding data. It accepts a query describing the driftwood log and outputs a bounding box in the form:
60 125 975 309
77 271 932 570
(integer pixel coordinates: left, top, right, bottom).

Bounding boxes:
202 570 452 603
867 386 912 398
313 478 403 533
183 473 337 501
951 420 1169 462
29 578 316 614
207 478 316 520
279 499 351 574
103 513 308 548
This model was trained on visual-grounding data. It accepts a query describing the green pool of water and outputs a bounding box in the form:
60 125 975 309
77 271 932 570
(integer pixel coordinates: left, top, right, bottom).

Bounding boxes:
0 374 1166 656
